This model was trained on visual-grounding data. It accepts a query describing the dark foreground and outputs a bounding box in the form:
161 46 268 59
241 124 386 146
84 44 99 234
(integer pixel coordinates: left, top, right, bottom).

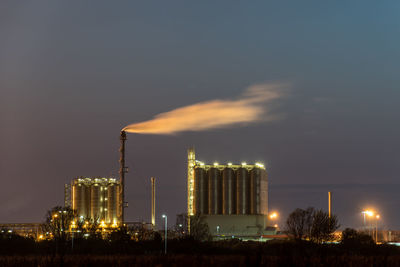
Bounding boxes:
2 235 400 266
2 254 400 267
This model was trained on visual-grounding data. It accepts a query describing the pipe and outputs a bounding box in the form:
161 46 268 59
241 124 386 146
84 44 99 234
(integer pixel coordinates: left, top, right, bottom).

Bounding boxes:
151 177 156 228
119 130 127 225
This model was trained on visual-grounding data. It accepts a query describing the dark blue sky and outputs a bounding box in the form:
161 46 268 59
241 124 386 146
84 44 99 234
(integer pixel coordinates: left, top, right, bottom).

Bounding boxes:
1 1 399 228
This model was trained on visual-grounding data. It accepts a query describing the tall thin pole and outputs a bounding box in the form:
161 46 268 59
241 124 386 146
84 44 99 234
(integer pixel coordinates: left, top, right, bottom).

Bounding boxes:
119 131 127 225
162 215 167 254
328 191 332 218
151 177 156 229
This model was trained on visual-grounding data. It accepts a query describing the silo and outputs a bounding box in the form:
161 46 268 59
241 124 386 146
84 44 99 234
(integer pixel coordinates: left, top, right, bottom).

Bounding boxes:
236 167 250 214
222 167 236 215
73 183 90 218
90 184 101 221
208 167 222 214
259 169 268 215
250 168 261 214
107 183 118 224
194 167 208 214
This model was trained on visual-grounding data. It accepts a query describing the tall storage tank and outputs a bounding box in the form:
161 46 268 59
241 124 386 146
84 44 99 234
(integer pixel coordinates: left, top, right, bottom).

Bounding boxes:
222 167 236 215
259 169 268 215
194 167 208 214
90 184 101 221
208 167 221 214
107 183 118 224
236 167 249 214
72 183 90 218
250 168 261 214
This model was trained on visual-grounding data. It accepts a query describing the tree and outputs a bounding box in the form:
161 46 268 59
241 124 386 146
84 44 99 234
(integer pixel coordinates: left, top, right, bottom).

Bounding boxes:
73 216 101 240
286 207 314 240
341 228 374 246
310 209 340 243
286 207 339 243
42 206 75 242
189 214 210 241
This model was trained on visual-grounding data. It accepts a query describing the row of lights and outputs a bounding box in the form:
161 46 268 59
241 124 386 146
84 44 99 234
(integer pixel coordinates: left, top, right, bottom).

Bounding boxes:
197 161 265 168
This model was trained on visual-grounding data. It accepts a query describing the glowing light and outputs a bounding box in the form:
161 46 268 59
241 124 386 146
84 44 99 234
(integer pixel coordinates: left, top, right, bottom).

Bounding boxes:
241 162 247 166
362 210 374 217
269 212 278 219
255 162 264 168
213 162 219 166
227 162 232 166
376 214 380 219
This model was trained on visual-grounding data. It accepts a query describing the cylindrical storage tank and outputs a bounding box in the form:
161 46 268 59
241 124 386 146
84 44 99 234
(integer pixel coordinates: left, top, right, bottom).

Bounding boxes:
250 168 261 214
107 184 117 224
90 184 101 221
194 167 208 214
73 183 90 218
208 167 222 214
236 167 250 214
222 168 236 215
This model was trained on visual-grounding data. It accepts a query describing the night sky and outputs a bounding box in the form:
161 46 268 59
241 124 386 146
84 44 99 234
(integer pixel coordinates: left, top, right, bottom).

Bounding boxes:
1 1 400 229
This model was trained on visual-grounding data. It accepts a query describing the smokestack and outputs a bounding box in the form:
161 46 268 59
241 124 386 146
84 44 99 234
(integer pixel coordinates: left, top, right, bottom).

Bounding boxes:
151 177 156 229
328 191 332 218
119 130 127 225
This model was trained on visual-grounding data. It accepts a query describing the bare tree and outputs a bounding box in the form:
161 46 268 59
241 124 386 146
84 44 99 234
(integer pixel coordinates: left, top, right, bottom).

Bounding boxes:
74 216 101 239
286 207 314 240
190 214 210 241
42 206 75 242
310 209 340 243
286 207 339 243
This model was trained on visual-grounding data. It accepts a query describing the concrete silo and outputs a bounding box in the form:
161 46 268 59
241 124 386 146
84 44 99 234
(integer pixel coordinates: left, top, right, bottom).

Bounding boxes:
188 149 269 239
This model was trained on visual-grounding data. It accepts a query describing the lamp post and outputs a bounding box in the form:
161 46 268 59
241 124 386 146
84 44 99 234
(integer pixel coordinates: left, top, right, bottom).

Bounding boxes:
362 210 374 236
375 214 380 244
269 212 279 229
162 214 167 255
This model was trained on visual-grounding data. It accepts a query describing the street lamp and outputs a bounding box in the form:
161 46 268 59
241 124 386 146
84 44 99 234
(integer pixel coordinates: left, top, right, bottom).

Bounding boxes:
162 214 167 254
375 214 380 244
362 210 374 234
269 212 278 220
269 212 279 229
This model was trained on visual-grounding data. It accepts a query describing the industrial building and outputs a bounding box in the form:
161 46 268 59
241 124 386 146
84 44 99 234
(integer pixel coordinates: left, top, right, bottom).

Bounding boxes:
187 148 271 239
70 177 122 226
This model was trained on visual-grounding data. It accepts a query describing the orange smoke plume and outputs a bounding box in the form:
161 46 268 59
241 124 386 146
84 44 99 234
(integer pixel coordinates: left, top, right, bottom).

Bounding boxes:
123 83 287 135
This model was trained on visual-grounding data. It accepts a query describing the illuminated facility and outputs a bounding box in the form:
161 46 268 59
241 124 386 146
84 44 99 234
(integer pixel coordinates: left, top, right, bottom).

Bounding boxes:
188 148 270 238
71 177 122 226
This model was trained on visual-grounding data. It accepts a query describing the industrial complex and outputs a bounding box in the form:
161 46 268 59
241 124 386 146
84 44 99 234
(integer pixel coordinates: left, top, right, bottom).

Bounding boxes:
2 130 274 240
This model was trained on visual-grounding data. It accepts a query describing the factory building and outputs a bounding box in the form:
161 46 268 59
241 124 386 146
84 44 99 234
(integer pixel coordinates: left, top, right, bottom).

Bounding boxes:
71 177 122 225
188 148 271 239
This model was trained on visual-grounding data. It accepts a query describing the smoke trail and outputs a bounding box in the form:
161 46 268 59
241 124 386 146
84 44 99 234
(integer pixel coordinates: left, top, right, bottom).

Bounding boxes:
123 83 287 135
